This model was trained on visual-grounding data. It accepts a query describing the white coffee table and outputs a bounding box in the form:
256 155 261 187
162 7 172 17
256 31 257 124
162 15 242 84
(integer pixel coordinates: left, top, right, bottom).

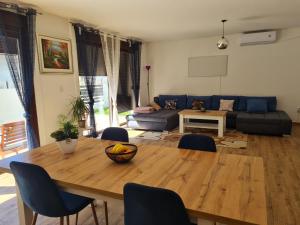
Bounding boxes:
178 110 227 137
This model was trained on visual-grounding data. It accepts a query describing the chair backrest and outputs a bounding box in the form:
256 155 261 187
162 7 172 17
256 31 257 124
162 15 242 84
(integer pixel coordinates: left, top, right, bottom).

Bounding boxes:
101 127 129 142
10 161 67 217
124 183 191 225
178 134 217 152
1 121 27 151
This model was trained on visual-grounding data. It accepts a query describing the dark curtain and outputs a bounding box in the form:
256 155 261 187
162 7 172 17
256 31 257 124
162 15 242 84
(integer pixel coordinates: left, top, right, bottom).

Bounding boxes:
0 9 40 149
117 51 132 113
129 41 142 107
73 24 100 137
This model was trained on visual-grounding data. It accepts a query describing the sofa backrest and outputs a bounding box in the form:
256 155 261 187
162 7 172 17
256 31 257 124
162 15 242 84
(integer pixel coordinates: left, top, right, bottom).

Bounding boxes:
153 95 277 112
239 96 277 112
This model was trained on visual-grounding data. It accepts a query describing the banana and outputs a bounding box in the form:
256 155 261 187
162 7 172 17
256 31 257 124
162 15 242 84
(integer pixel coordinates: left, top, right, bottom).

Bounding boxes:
112 144 130 154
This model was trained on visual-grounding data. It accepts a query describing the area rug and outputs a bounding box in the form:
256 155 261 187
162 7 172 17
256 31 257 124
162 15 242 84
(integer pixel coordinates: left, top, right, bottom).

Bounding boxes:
128 128 248 149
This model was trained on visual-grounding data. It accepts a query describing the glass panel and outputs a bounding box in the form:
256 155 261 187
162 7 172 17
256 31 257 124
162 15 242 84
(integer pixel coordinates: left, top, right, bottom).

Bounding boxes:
0 54 27 155
79 76 110 131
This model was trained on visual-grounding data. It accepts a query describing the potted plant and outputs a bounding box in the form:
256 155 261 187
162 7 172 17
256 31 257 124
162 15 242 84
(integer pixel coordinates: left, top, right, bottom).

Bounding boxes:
50 119 79 154
70 97 89 128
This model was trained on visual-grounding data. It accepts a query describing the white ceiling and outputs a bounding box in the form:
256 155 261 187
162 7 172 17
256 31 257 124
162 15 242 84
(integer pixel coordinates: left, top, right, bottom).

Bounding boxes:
17 0 300 41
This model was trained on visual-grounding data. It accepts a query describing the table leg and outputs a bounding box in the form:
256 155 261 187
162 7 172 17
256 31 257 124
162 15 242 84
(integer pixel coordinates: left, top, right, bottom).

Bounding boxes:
16 185 33 225
179 115 184 133
218 118 224 137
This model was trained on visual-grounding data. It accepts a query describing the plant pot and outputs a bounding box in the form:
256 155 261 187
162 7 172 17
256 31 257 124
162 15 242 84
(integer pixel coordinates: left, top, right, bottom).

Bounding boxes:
56 138 78 154
78 120 86 128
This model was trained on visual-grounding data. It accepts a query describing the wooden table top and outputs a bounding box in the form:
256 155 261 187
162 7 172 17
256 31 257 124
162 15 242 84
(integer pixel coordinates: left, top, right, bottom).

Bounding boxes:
178 109 227 117
0 138 267 225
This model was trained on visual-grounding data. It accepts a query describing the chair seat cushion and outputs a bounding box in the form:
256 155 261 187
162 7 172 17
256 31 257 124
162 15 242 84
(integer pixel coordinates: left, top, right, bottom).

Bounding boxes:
60 191 93 215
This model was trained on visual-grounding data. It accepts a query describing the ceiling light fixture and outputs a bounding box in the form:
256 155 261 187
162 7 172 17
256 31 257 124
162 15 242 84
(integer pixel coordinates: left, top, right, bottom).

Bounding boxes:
217 19 229 50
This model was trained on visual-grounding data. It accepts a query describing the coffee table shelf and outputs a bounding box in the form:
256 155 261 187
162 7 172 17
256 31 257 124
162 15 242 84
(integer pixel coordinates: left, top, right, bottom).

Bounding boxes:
184 122 219 130
178 110 227 137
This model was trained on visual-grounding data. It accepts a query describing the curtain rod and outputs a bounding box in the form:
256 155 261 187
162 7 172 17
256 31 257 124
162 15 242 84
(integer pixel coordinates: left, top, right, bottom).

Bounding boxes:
70 22 142 42
0 2 42 15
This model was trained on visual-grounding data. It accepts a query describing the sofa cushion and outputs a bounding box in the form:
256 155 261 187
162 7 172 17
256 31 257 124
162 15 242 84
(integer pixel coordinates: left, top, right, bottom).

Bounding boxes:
236 111 292 135
239 96 277 112
158 95 187 109
187 96 212 109
219 99 234 111
127 109 181 123
211 95 240 111
237 111 289 124
164 100 177 110
247 99 268 113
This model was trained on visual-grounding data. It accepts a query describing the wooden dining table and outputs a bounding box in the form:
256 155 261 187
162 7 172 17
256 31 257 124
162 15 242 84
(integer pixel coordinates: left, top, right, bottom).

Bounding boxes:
0 138 267 225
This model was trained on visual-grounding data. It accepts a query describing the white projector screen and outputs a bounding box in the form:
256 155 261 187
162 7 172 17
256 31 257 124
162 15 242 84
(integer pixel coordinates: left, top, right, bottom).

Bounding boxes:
188 55 228 77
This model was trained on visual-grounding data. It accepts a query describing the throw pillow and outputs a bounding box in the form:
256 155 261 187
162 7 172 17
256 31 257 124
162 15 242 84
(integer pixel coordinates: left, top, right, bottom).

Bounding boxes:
149 102 161 111
247 99 268 113
192 100 204 110
219 99 234 111
164 100 177 110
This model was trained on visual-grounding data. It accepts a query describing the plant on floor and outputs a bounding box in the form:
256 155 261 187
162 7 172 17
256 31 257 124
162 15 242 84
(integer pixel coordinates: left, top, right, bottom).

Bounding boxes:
69 97 89 128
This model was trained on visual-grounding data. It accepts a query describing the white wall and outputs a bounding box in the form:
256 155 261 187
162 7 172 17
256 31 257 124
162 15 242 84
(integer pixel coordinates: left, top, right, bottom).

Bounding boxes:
146 27 300 122
34 13 80 145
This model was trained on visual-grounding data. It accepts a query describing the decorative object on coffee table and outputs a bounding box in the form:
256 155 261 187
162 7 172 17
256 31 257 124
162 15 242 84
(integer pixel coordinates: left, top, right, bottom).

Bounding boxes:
192 99 206 111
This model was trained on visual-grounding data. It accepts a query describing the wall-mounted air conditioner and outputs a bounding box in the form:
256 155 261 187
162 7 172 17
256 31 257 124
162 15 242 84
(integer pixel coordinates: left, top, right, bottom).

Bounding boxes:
240 30 277 46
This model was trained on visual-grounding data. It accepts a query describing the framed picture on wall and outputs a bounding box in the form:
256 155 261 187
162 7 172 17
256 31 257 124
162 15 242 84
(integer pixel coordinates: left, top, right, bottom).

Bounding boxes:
37 35 73 73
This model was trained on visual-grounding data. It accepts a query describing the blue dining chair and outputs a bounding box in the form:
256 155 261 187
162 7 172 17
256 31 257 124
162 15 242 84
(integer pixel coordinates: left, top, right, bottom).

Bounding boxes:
10 161 99 225
178 134 217 152
101 127 129 142
100 126 129 225
124 183 194 225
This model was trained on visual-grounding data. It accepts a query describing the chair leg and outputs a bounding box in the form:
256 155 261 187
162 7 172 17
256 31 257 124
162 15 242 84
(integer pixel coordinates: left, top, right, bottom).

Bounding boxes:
66 215 70 225
104 201 109 225
90 202 99 225
60 216 64 225
31 212 38 225
75 213 79 225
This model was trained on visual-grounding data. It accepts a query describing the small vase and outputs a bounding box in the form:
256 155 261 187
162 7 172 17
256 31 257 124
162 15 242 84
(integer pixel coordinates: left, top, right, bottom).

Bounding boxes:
56 138 78 154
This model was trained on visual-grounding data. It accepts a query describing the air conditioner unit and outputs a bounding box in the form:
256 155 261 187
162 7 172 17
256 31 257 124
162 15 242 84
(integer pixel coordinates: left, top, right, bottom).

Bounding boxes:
240 31 277 46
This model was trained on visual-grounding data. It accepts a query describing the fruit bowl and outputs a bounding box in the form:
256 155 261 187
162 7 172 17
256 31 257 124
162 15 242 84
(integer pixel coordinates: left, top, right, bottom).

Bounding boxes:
105 143 137 163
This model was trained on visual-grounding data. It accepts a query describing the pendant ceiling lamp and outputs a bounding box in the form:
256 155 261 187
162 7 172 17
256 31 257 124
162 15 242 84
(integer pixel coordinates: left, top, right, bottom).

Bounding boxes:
217 19 229 50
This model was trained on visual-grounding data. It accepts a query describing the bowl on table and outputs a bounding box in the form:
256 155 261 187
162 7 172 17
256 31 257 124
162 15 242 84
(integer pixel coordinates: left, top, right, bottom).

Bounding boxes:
105 143 137 163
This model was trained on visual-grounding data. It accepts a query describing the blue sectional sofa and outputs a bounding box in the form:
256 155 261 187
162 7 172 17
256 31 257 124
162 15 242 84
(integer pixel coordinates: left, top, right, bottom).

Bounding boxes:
126 95 292 136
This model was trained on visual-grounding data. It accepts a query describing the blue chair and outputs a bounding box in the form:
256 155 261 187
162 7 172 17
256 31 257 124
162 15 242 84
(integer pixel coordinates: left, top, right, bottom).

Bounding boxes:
124 183 194 225
10 161 99 225
178 134 217 152
101 127 129 142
